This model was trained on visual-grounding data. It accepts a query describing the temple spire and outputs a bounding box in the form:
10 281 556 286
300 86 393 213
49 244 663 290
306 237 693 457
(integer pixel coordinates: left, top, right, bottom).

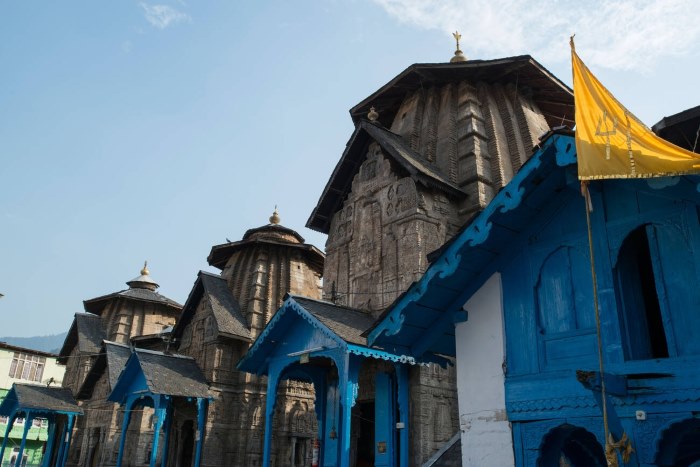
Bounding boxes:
269 206 280 225
450 31 467 63
126 260 159 290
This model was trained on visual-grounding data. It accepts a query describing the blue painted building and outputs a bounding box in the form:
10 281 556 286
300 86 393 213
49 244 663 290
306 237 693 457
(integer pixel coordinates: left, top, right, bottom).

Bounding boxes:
237 295 419 467
368 125 700 466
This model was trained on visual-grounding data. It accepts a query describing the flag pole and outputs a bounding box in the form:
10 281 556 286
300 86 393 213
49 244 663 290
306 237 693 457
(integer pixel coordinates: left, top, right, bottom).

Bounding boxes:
580 180 615 466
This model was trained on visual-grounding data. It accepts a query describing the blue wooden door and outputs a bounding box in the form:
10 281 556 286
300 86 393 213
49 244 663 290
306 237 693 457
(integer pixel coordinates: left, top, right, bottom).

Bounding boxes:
374 372 394 467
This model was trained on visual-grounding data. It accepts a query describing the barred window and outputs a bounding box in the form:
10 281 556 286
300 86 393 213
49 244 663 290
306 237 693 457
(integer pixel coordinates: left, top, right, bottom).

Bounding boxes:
8 352 46 382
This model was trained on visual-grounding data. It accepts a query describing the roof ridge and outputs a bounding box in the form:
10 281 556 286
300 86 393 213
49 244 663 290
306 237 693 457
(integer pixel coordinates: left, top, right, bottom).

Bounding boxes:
103 339 131 349
135 347 195 360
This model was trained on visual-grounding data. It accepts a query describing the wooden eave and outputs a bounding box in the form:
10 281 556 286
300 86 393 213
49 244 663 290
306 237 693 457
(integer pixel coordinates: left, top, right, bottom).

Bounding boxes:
349 56 574 129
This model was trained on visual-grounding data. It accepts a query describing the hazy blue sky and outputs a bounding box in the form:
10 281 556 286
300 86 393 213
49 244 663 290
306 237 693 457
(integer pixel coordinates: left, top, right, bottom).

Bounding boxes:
2 1 699 337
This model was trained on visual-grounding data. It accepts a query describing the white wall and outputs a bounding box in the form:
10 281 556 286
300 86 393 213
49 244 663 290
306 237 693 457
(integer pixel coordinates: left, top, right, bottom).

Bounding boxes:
0 346 65 391
455 273 514 466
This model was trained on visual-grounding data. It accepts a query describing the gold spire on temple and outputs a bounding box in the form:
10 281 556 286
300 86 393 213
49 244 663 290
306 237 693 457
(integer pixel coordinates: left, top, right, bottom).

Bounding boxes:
269 206 280 225
141 260 149 276
450 31 467 63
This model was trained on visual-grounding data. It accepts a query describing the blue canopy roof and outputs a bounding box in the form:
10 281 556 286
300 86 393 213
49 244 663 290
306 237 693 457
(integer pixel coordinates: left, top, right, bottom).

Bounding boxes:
108 348 209 405
0 383 82 417
238 295 420 376
367 131 578 358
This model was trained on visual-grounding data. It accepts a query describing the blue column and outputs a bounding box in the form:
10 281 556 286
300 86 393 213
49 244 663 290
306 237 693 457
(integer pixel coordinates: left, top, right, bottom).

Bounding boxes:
262 364 282 467
374 372 394 467
41 415 57 467
54 423 67 467
0 412 16 464
150 401 166 467
116 397 135 467
193 398 207 467
337 354 359 467
323 378 339 467
395 364 409 467
160 398 173 467
310 372 327 466
15 412 33 467
57 414 75 467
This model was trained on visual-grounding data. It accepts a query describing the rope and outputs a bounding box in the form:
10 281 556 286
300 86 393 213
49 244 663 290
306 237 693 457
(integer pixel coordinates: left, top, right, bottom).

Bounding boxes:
581 181 612 463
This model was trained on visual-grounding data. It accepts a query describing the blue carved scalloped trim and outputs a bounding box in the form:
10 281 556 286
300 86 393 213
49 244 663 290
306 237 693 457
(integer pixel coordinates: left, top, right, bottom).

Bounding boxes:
368 133 573 347
346 344 418 365
509 395 597 413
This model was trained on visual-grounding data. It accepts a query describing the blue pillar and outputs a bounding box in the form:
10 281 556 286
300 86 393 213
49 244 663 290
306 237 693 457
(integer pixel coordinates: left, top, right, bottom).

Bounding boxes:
395 364 409 467
374 372 394 467
311 372 327 466
41 415 57 467
193 398 207 467
57 414 75 467
262 364 282 467
15 412 34 467
54 422 67 467
0 413 16 464
337 354 359 467
160 398 173 467
0 412 16 464
323 378 340 467
150 401 167 467
116 397 135 467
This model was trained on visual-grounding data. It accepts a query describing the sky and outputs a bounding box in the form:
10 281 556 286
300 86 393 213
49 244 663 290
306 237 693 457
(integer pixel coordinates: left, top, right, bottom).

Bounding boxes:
1 0 699 337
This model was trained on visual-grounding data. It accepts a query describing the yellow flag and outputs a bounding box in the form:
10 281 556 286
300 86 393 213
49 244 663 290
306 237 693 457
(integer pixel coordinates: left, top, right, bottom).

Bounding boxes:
571 40 700 180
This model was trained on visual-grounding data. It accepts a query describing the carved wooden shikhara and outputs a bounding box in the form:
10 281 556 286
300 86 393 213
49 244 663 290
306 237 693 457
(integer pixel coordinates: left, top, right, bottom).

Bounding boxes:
64 68 553 466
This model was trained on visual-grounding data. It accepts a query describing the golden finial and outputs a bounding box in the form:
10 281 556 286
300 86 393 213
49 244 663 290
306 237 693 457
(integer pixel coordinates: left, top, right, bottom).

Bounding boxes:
269 206 280 225
367 106 379 122
141 261 149 276
450 31 467 63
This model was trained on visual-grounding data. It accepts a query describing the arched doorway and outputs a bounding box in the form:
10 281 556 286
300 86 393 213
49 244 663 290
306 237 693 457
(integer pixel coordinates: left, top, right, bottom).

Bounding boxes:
656 418 700 467
537 424 606 467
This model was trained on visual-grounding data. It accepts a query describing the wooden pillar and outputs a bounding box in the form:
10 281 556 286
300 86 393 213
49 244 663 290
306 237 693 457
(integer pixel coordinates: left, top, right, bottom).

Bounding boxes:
337 354 359 467
41 415 57 467
395 365 409 467
15 411 33 467
311 372 327 465
116 397 135 467
57 413 75 467
262 365 282 467
160 398 173 467
193 397 207 467
0 412 16 463
54 422 67 467
374 372 394 467
150 402 167 467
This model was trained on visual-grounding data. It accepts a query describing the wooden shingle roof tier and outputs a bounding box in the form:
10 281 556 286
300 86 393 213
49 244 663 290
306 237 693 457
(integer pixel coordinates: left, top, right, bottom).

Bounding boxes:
208 223 324 271
83 287 182 315
106 348 209 401
290 296 375 346
58 312 105 363
135 349 209 398
172 271 252 342
306 120 468 233
349 56 574 130
0 384 82 416
76 340 132 400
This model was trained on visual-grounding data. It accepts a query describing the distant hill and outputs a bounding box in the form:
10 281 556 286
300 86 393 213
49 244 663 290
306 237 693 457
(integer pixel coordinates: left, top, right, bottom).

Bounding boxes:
0 332 68 355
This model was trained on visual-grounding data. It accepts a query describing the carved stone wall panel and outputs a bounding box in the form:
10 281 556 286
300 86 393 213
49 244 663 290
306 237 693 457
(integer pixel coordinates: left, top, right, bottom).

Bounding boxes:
384 79 549 223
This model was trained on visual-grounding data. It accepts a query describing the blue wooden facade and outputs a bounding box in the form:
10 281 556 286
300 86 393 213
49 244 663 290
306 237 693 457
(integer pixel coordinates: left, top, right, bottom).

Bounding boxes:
237 295 416 467
369 131 700 466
